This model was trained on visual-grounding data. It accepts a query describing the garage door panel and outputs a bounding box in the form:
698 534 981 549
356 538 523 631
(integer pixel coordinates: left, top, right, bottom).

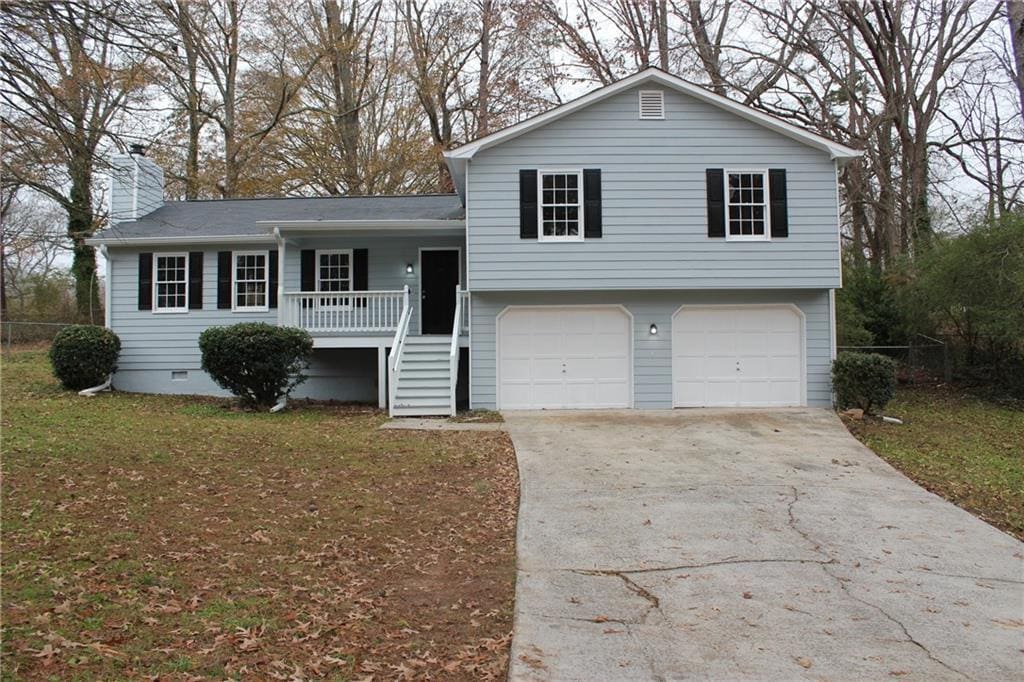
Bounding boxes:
499 307 631 410
673 306 804 408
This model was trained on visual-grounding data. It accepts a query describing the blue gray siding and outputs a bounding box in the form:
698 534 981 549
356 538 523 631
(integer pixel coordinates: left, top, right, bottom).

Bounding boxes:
109 154 164 222
469 289 834 409
466 85 840 290
107 233 464 398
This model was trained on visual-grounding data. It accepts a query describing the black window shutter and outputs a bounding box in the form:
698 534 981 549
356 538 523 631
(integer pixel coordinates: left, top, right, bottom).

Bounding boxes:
300 250 316 291
217 251 232 309
519 169 538 239
583 169 602 238
138 252 153 310
188 252 203 309
268 249 279 309
353 248 368 307
706 169 726 238
769 168 788 238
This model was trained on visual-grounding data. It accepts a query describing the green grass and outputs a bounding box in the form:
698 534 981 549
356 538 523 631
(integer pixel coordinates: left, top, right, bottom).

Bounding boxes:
1 349 518 680
847 385 1024 539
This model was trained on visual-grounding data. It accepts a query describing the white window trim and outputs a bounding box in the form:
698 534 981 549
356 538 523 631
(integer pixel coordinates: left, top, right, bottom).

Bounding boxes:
152 252 189 314
537 168 585 243
724 168 771 242
638 89 665 120
315 248 354 310
231 249 270 312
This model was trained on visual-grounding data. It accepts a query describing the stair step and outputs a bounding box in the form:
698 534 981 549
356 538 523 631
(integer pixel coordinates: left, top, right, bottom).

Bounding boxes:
393 396 451 408
395 387 450 399
397 377 451 389
397 367 450 378
405 336 451 345
399 358 448 368
392 406 453 417
402 346 450 355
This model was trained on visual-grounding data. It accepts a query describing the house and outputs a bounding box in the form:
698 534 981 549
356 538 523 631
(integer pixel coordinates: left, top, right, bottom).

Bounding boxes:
88 68 859 416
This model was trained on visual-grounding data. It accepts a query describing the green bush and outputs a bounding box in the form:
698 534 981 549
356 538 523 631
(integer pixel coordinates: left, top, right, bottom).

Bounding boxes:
49 325 121 390
832 351 897 414
198 323 313 409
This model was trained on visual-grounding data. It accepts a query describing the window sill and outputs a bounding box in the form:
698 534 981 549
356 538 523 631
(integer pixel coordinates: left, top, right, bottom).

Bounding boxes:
725 235 771 242
537 237 585 243
153 308 189 314
232 307 271 313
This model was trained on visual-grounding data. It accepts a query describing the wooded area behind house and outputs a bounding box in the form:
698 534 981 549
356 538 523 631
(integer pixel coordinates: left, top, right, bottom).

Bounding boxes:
2 0 1022 394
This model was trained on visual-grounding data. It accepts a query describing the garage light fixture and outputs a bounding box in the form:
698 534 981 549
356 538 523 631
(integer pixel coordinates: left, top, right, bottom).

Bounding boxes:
649 323 658 335
405 263 414 274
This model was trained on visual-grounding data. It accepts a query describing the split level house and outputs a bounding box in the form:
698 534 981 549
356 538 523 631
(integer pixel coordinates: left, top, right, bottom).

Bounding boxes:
88 68 859 417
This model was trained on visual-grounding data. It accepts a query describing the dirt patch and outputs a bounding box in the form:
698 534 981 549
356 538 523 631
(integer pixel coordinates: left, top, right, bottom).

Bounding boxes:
2 350 519 679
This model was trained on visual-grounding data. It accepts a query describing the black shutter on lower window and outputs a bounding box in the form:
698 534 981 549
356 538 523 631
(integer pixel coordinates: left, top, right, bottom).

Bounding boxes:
217 251 232 309
353 248 368 307
519 169 538 239
583 169 602 238
188 252 203 309
138 252 153 310
706 169 726 238
768 168 788 238
300 250 316 291
268 250 279 309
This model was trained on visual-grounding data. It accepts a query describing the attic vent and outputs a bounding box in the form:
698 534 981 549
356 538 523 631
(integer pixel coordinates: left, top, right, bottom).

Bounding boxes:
638 90 664 119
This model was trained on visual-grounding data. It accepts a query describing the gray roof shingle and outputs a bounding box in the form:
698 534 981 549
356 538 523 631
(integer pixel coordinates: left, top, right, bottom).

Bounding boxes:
92 194 465 242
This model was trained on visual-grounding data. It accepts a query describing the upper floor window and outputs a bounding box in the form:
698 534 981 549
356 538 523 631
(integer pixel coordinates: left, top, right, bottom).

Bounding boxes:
233 250 268 311
154 253 188 312
539 170 583 241
726 171 769 240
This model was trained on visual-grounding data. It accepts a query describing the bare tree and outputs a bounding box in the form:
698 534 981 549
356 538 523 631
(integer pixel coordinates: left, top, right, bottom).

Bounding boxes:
1007 0 1024 114
1 1 150 319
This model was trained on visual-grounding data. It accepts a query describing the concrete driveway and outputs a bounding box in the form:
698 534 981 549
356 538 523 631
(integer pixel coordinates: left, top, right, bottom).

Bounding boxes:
504 409 1023 681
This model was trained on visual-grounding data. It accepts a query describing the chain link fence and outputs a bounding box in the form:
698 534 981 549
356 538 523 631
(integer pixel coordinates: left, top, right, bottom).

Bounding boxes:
838 334 951 384
1 321 77 353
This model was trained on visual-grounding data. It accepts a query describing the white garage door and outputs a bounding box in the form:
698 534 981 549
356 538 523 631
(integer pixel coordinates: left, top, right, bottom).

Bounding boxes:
672 305 804 407
498 307 632 409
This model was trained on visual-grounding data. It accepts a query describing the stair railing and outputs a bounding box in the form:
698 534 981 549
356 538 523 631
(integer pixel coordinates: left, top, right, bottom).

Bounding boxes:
387 285 412 417
448 284 463 416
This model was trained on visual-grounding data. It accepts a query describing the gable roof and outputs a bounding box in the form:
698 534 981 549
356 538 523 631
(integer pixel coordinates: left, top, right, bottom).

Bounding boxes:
88 194 465 246
444 68 861 195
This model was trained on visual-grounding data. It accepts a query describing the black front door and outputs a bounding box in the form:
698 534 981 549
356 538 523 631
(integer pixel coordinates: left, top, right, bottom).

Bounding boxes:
420 249 460 334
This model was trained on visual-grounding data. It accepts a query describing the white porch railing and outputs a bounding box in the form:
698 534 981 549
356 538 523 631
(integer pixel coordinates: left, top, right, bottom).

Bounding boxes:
388 286 413 417
449 285 465 415
458 288 470 335
281 290 406 333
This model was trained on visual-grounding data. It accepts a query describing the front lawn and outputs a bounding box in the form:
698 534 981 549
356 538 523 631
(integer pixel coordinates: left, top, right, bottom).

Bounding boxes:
844 385 1023 540
1 350 518 679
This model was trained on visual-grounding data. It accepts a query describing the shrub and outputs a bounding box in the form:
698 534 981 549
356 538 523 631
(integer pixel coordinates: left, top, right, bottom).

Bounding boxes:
199 323 313 409
49 325 121 390
832 351 897 414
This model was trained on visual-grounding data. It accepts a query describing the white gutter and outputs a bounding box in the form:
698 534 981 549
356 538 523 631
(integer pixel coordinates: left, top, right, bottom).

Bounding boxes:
257 219 464 231
86 234 277 247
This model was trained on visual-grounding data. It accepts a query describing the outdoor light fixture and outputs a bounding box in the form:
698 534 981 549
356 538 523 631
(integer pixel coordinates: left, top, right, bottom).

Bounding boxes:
649 323 658 335
405 263 414 274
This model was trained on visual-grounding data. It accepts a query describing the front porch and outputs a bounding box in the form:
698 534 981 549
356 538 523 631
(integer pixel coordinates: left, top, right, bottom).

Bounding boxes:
269 229 469 416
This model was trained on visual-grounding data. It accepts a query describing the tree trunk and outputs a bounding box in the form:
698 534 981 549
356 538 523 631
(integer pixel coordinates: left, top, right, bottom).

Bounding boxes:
67 165 99 321
1008 0 1024 115
656 0 669 70
476 0 493 136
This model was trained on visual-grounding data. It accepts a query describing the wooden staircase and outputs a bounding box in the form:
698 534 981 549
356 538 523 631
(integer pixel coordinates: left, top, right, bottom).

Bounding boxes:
390 336 454 416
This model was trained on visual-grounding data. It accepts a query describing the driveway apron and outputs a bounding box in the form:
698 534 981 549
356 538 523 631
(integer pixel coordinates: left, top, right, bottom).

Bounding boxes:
504 408 1023 681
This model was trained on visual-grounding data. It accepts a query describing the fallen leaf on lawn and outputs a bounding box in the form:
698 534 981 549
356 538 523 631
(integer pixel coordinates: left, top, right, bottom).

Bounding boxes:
796 656 813 669
593 615 609 623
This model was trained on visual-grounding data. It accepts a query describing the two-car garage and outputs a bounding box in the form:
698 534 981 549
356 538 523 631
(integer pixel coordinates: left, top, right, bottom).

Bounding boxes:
496 304 806 410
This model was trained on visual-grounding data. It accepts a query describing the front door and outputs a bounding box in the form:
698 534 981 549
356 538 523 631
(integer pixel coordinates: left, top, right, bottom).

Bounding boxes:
420 249 460 334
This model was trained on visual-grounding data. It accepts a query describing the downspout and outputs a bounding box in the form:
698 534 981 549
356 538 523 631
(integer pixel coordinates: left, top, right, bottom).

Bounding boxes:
79 375 113 396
